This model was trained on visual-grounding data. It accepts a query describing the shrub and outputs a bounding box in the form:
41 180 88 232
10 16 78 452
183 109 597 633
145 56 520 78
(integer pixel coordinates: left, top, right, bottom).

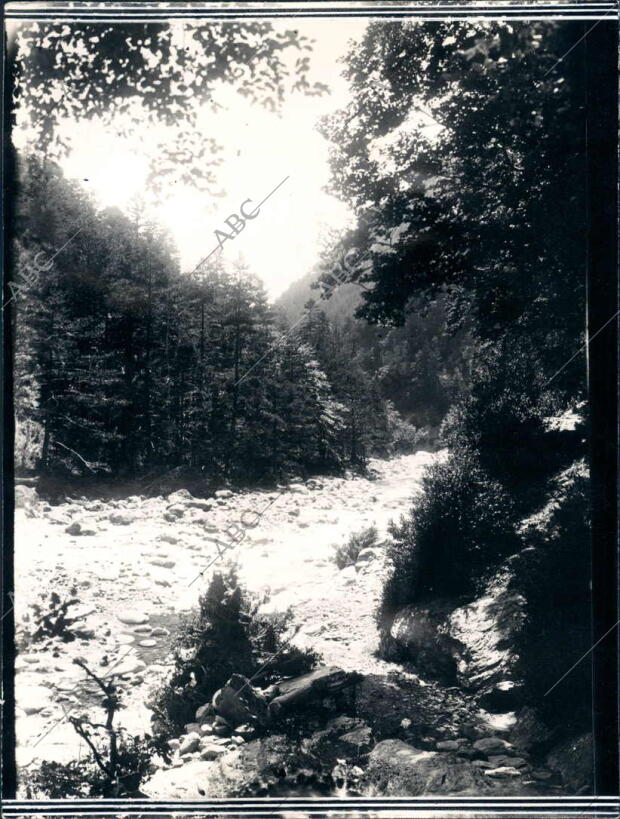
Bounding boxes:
333 526 379 570
23 658 157 797
511 461 592 738
379 450 520 623
150 566 320 735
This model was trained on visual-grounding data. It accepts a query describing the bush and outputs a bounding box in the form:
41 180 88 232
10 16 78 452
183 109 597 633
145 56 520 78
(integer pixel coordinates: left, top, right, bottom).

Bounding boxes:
379 450 520 622
333 526 379 570
150 566 320 735
23 734 154 797
511 461 592 738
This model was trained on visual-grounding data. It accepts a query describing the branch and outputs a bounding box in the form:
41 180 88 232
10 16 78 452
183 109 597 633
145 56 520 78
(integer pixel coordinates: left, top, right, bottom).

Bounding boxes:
54 441 96 472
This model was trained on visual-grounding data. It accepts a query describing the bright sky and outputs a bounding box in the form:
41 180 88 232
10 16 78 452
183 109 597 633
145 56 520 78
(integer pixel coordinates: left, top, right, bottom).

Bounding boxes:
54 19 369 299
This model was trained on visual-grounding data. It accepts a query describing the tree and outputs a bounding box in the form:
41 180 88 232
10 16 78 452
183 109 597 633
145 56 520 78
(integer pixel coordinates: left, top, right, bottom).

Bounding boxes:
11 21 327 194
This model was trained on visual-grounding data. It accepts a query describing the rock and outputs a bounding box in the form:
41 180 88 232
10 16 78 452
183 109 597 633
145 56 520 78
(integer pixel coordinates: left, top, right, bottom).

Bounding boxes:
65 520 96 536
118 612 150 626
531 769 553 781
389 603 462 683
167 739 180 751
269 666 355 716
151 627 169 637
545 733 593 792
168 489 193 502
215 675 269 728
484 766 522 778
288 483 308 494
215 489 233 499
187 499 213 511
200 744 227 761
509 706 552 752
138 639 157 647
195 703 214 722
165 504 185 518
213 724 231 737
473 737 514 756
149 558 176 569
179 732 201 755
366 739 491 795
436 740 460 751
356 547 379 563
15 485 38 508
488 755 528 769
109 512 135 525
159 534 179 545
199 724 214 736
339 726 373 754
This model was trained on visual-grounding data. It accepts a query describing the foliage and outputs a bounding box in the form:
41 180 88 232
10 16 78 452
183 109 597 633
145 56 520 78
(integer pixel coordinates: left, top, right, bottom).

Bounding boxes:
320 20 587 400
13 156 407 485
29 587 83 643
511 461 592 737
24 658 156 797
150 567 320 735
11 21 327 194
380 450 519 615
333 525 379 570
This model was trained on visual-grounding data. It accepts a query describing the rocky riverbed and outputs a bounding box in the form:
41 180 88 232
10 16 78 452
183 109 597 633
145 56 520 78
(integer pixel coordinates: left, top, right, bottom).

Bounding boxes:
13 452 438 775
13 450 575 797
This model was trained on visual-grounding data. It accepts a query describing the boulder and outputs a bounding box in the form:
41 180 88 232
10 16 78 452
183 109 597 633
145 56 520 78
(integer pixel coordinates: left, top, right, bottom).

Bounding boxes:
269 666 355 716
200 744 227 761
356 547 379 563
168 489 193 503
215 674 269 728
509 706 552 752
545 733 593 793
109 511 136 525
365 739 492 795
15 485 38 508
179 732 201 755
339 726 373 755
389 603 462 683
288 483 308 494
436 740 460 751
473 737 514 756
187 499 213 511
215 489 233 499
65 520 97 536
195 703 214 722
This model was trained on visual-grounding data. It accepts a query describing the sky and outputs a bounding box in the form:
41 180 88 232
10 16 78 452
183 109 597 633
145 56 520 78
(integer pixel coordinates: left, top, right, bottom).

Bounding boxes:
50 19 370 300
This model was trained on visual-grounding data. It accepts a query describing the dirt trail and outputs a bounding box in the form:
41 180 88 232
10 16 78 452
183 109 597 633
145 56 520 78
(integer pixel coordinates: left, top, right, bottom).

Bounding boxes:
14 450 442 773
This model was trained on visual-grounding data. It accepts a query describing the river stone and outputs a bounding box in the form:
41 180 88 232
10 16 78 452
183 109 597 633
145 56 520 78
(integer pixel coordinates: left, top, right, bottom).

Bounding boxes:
366 739 491 795
15 485 39 507
65 520 96 536
138 639 157 647
151 627 170 637
473 737 514 756
159 534 179 545
484 766 522 778
118 612 150 626
437 740 460 751
179 732 201 755
200 744 228 761
149 558 176 569
109 511 136 525
215 674 269 728
215 489 233 499
195 703 214 722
